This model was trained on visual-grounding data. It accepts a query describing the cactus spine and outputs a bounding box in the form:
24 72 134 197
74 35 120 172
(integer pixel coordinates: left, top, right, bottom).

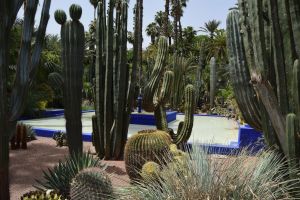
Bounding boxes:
209 57 217 109
55 4 85 154
70 167 114 200
93 0 130 160
124 129 172 180
226 0 300 159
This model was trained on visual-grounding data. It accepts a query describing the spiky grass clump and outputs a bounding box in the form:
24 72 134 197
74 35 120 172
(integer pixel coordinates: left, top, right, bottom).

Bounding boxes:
122 147 300 199
35 153 107 197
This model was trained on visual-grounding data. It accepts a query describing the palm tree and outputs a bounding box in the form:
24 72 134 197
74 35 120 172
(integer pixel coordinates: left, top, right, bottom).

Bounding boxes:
171 0 189 49
199 19 221 39
146 22 159 44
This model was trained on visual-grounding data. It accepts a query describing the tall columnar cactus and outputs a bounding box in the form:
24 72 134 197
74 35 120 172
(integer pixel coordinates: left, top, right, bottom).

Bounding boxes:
124 129 172 180
286 113 299 179
226 0 300 160
55 4 85 154
170 84 195 146
226 10 262 131
209 57 217 109
0 0 51 198
70 167 114 200
142 36 169 111
93 0 131 160
154 70 174 131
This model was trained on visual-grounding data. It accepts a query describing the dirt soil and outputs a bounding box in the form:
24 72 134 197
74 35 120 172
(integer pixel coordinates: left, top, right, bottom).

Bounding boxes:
9 137 130 200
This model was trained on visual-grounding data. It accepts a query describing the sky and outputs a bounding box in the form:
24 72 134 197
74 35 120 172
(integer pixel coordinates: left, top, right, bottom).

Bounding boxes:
19 0 237 47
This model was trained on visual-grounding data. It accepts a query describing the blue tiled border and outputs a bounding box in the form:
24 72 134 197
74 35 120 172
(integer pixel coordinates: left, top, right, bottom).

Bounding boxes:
130 111 177 125
29 112 264 155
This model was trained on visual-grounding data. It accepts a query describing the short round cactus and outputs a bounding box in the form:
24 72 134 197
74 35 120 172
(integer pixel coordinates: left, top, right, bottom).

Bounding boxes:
124 129 172 180
141 161 161 181
54 10 67 25
69 4 82 21
70 167 113 200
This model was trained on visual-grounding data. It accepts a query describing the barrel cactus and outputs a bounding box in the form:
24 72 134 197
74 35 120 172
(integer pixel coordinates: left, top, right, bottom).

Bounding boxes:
55 4 85 154
70 167 114 200
124 129 172 180
140 161 161 182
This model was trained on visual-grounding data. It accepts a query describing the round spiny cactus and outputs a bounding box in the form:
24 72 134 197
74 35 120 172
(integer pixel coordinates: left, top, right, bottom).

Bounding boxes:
70 167 113 200
54 10 67 25
69 4 82 21
141 161 161 182
124 129 172 180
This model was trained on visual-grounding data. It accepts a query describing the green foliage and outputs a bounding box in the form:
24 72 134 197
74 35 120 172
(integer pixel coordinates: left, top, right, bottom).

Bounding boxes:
70 167 114 200
20 190 65 200
122 147 300 199
35 153 106 197
24 84 55 116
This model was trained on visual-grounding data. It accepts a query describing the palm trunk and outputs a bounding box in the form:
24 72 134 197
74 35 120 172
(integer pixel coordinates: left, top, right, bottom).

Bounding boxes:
164 0 170 37
138 0 143 90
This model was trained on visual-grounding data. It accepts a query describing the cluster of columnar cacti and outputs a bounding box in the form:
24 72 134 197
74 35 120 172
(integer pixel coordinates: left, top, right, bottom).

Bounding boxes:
55 4 85 154
226 10 262 131
124 129 172 180
142 37 195 146
226 0 300 164
10 123 28 150
0 1 51 197
92 0 132 160
70 167 114 200
209 57 217 108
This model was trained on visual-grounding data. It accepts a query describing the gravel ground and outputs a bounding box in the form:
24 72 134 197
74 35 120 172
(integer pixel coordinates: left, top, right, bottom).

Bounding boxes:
9 137 129 200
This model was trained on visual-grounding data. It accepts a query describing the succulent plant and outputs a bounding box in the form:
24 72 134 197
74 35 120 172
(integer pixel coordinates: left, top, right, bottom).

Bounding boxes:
93 0 131 160
20 190 64 200
142 37 169 112
124 129 172 180
140 161 161 182
52 131 68 147
209 57 217 109
70 167 114 200
55 4 85 154
226 0 300 162
10 123 28 150
35 153 106 197
169 84 195 146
